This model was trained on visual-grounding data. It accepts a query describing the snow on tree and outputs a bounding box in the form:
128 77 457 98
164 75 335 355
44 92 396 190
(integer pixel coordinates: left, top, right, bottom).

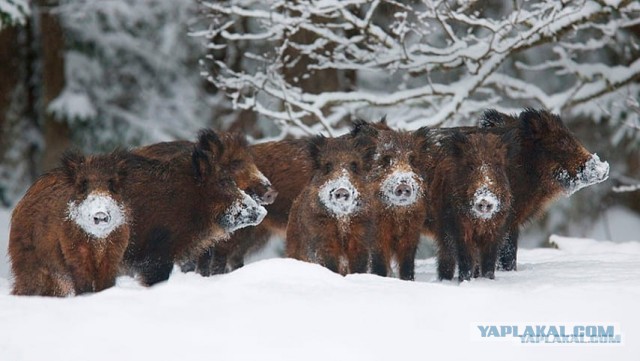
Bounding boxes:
0 0 30 29
198 0 640 139
50 0 217 149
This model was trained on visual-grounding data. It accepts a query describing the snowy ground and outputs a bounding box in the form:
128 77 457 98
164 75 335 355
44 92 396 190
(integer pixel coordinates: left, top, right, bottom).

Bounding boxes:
1 207 639 360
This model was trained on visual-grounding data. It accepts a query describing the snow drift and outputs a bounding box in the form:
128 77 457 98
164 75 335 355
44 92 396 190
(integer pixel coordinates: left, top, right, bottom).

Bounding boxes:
0 228 639 360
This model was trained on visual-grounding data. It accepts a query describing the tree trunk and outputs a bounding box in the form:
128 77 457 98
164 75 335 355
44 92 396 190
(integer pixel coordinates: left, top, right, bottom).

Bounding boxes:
0 26 22 157
37 1 69 172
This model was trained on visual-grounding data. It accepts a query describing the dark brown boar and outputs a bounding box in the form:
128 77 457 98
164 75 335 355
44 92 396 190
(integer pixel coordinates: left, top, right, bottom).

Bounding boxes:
213 121 383 274
195 137 313 275
359 124 431 280
9 150 131 296
120 130 267 286
201 119 385 276
479 108 610 271
135 130 277 205
286 134 377 275
429 131 512 281
135 130 277 276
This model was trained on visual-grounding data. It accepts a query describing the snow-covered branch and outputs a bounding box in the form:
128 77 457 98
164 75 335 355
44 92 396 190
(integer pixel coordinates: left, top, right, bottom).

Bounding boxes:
199 0 638 136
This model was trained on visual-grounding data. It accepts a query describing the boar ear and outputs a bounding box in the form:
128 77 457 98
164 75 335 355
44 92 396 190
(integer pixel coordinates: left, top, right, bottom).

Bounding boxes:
520 108 564 139
197 129 225 158
414 126 431 154
308 135 326 170
192 147 212 182
479 109 507 128
60 148 85 181
350 119 379 139
447 130 469 158
352 122 378 150
500 128 520 160
414 126 430 139
353 134 378 171
231 132 249 149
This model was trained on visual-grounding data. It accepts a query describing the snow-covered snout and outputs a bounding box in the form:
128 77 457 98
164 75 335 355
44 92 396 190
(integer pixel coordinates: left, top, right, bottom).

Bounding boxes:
380 171 421 207
221 190 267 232
67 192 127 239
319 170 360 216
558 153 610 196
471 186 500 220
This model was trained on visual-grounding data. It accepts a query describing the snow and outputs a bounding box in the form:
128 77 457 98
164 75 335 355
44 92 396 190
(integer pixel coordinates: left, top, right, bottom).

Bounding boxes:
318 170 360 216
0 0 29 28
222 190 267 232
379 170 421 207
471 185 501 220
559 153 610 196
583 206 640 242
67 193 127 239
1 206 640 360
48 88 97 122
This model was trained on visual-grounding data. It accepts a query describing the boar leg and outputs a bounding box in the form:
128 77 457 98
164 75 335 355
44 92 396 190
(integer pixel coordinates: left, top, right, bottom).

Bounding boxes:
138 227 174 286
211 246 230 275
479 236 499 280
196 247 215 277
456 240 473 282
436 233 457 281
370 248 388 277
397 241 418 281
497 226 518 271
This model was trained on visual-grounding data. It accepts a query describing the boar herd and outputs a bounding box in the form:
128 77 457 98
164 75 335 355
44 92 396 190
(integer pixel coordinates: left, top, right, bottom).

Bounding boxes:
7 109 610 296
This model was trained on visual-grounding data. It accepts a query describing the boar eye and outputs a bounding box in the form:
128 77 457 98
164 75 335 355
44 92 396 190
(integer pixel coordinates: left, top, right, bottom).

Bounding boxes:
79 179 88 193
108 179 117 193
350 161 359 174
382 155 392 167
323 162 333 175
409 154 416 166
220 177 235 188
230 159 244 170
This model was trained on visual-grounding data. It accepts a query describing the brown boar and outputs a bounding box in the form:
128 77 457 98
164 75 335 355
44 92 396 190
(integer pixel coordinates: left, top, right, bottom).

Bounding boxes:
286 134 377 275
429 131 512 281
208 121 386 274
358 123 431 280
201 119 385 276
9 150 131 296
135 130 277 276
195 137 314 275
479 108 610 271
134 130 277 205
120 130 267 286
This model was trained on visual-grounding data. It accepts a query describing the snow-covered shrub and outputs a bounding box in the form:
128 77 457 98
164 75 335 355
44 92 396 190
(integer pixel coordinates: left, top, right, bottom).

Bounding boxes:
0 0 29 29
51 0 216 150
